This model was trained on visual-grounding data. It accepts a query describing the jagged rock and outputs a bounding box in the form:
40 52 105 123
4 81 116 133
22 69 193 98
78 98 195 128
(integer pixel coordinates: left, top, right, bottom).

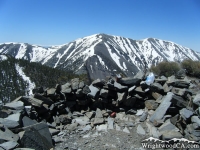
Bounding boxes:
128 86 136 93
152 92 162 100
150 92 173 123
46 88 56 96
22 116 37 127
20 96 43 107
79 81 85 89
167 75 176 84
34 93 53 105
85 112 95 119
162 131 183 140
71 78 79 90
0 141 18 150
193 93 200 107
134 86 145 97
82 85 91 95
65 122 78 131
61 83 71 94
94 118 104 125
163 83 172 93
171 94 188 107
88 85 99 98
49 128 60 136
123 127 130 133
117 92 127 104
80 125 92 134
92 79 105 88
4 101 24 110
179 108 193 121
114 81 128 92
21 127 53 150
23 122 53 147
0 118 20 129
0 109 12 118
146 122 160 138
137 124 146 135
100 89 109 98
150 83 164 94
145 100 158 110
136 109 144 116
5 113 21 123
158 119 179 134
191 116 200 127
95 108 103 118
73 117 90 126
0 126 19 142
155 76 167 83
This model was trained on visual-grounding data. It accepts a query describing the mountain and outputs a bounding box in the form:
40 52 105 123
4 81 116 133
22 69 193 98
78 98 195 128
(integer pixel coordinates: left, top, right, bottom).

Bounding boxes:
1 33 200 80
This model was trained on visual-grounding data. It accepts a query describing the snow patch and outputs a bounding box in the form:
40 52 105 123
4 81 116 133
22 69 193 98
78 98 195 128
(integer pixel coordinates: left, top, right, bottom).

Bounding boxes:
15 64 35 96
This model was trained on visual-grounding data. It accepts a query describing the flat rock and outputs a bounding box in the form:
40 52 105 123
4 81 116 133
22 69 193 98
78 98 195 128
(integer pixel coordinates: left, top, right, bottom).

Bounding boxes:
0 118 20 129
115 124 121 131
193 93 200 106
61 83 71 94
79 81 85 89
119 77 141 86
191 116 200 127
85 112 95 119
0 126 19 142
107 117 114 129
22 116 38 127
161 131 183 140
80 125 92 134
49 128 60 136
34 93 53 105
5 113 21 123
137 124 146 135
46 88 56 96
73 117 90 126
88 85 99 98
20 96 43 107
136 109 144 116
65 122 78 131
114 81 128 91
94 118 104 125
179 108 193 120
0 141 18 150
158 119 179 134
95 108 103 118
146 122 160 138
0 109 13 118
4 101 24 110
145 100 158 110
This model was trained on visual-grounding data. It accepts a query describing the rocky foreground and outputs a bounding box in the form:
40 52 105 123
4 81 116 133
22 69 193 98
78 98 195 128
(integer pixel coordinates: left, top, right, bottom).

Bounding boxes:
1 71 200 150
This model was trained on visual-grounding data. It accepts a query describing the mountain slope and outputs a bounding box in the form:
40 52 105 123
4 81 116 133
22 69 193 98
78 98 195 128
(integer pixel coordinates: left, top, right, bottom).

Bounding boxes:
1 34 200 80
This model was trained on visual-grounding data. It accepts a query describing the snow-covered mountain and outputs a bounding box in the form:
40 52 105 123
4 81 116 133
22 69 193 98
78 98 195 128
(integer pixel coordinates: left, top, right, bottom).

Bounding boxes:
1 33 200 79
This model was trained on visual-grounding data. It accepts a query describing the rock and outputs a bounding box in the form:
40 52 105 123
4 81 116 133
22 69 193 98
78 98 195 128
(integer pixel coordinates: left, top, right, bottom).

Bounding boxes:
125 122 135 127
85 112 95 119
34 93 54 105
79 81 85 89
100 89 109 99
118 77 141 86
174 80 190 88
0 126 19 142
163 83 172 93
65 122 78 131
179 108 193 121
171 94 188 107
115 124 121 131
150 92 173 123
88 85 99 98
0 109 12 118
136 109 144 116
4 101 24 110
128 85 136 94
92 79 105 88
193 93 200 107
95 108 103 118
22 116 37 127
20 96 43 107
161 131 183 140
152 92 162 100
71 78 79 90
82 85 91 95
61 83 71 94
158 119 179 134
46 88 56 96
49 128 60 136
80 125 92 134
76 89 84 98
150 83 164 94
73 117 90 126
0 118 20 129
21 127 53 150
5 113 21 123
107 118 114 129
117 92 127 104
155 76 167 83
23 122 53 147
114 82 128 92
145 100 158 110
126 109 137 115
93 118 104 125
123 127 130 133
140 112 148 122
96 124 107 131
123 96 136 107
137 125 146 135
191 116 200 127
58 115 71 125
0 141 18 150
146 122 160 138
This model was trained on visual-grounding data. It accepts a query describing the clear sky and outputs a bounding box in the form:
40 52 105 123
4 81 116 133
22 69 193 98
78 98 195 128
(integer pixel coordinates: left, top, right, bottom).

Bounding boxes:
0 0 199 51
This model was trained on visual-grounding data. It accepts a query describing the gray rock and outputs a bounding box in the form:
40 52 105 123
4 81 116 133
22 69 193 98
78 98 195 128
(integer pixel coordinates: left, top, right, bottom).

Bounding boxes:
23 122 53 147
140 112 148 122
115 124 121 131
171 94 188 107
107 117 114 129
76 89 84 98
146 122 160 138
191 116 200 127
117 92 127 104
61 82 71 94
49 128 60 136
79 81 85 89
71 78 79 90
137 125 146 135
92 79 105 88
193 94 200 106
114 81 128 91
161 131 183 140
5 113 21 123
0 109 12 118
123 127 130 133
93 118 104 125
0 118 20 129
34 93 53 105
65 122 78 131
80 125 92 134
150 92 173 123
125 122 135 127
85 112 95 119
0 141 18 150
95 108 103 118
179 108 193 120
128 86 136 93
150 83 164 94
22 116 37 127
73 117 90 126
145 100 158 110
136 109 144 116
58 115 71 125
152 92 162 100
119 77 141 86
158 119 179 134
96 124 107 131
21 127 53 150
100 89 109 98
123 96 136 107
82 85 91 95
46 88 56 96
88 85 99 98
0 126 19 142
20 96 43 107
4 101 24 110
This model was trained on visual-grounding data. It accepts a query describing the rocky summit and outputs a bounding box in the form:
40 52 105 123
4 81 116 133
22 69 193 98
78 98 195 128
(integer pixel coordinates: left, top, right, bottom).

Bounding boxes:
1 71 200 149
1 33 200 80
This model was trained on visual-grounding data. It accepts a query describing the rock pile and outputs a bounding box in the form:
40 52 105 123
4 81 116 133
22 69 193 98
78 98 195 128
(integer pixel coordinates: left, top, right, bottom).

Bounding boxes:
1 71 200 149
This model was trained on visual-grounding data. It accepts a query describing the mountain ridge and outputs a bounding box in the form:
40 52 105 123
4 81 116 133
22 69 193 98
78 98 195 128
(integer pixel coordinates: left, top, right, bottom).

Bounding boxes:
1 33 200 80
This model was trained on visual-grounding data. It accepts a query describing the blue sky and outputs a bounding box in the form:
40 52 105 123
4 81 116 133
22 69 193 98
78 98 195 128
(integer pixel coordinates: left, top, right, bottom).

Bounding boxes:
0 0 199 51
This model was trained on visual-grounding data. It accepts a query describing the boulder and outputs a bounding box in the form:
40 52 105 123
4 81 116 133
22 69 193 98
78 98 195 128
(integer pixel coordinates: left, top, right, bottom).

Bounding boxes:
71 78 79 90
4 101 24 110
114 81 128 92
87 85 99 98
20 96 43 107
61 83 71 94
